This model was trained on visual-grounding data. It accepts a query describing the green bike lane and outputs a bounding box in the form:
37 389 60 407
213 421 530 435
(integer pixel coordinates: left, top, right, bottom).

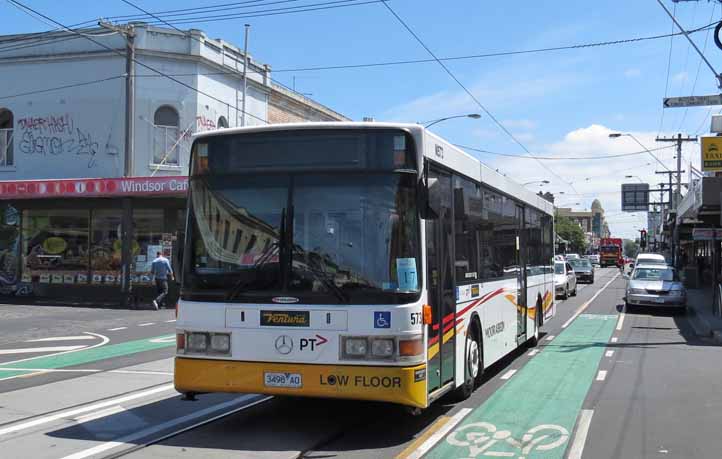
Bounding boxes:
427 312 618 459
0 334 175 381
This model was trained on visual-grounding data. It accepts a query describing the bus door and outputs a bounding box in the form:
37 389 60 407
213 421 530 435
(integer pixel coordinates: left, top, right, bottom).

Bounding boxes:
516 205 527 342
425 167 456 392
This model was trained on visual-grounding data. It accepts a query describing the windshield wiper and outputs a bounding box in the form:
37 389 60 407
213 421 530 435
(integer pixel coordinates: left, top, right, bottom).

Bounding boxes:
225 211 285 301
291 244 348 303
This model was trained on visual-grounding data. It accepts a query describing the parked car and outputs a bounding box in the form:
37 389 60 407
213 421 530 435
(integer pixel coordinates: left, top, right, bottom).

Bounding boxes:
569 258 594 283
634 253 667 266
588 254 600 266
624 264 686 313
554 261 577 299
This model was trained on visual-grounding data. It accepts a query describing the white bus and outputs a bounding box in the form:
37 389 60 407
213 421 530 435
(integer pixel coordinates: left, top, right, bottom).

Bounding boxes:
175 122 555 409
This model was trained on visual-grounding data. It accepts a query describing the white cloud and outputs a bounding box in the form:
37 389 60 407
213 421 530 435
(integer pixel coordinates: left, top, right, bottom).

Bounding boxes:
624 68 641 78
672 71 689 82
466 124 699 239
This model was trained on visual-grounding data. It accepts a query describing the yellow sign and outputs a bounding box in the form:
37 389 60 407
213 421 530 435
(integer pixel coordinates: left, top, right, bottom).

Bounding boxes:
701 136 722 171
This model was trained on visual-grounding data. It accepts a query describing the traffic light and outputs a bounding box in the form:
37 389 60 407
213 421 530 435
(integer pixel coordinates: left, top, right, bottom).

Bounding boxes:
640 229 647 250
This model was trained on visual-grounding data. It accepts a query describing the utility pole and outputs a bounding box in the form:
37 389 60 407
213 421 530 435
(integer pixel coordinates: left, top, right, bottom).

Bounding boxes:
99 20 136 309
655 134 696 207
241 24 250 127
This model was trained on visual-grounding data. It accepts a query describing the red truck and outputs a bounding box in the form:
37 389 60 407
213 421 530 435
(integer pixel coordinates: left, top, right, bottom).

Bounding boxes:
599 238 623 267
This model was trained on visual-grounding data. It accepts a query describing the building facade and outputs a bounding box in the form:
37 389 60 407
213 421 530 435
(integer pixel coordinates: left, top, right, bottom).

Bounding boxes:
0 24 347 306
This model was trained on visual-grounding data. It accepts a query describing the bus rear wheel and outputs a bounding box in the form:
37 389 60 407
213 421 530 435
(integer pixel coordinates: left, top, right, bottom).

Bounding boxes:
453 324 482 401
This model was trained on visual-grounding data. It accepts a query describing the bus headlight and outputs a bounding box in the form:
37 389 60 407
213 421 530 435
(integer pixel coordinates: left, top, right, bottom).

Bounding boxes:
187 332 208 353
343 337 368 357
210 333 231 354
371 338 394 357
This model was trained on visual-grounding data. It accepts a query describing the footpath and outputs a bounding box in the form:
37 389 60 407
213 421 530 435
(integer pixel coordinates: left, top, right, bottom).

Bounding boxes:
686 287 722 344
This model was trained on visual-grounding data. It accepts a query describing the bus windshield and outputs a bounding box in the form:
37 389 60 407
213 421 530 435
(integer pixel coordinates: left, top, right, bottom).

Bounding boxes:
183 131 421 305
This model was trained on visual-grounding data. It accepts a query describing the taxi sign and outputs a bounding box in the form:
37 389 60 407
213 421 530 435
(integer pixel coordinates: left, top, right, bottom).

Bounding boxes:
701 136 722 171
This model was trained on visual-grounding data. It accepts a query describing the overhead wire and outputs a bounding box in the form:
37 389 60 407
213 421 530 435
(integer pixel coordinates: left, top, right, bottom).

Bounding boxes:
0 75 125 100
658 2 676 136
455 144 675 161
6 0 268 124
378 1 576 193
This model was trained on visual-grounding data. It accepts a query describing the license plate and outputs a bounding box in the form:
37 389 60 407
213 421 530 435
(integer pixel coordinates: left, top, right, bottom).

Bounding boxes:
654 297 665 303
264 372 302 388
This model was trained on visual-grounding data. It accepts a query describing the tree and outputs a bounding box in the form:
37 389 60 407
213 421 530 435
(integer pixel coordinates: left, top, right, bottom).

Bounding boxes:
555 213 587 253
623 239 638 258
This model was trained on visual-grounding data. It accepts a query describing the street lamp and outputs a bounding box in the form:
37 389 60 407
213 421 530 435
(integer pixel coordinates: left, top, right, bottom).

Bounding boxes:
523 180 550 186
608 132 669 172
423 113 481 128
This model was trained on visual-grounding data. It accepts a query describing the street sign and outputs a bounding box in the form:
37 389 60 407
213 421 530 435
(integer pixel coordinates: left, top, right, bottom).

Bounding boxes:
692 228 722 241
701 136 722 172
663 94 722 108
621 183 649 212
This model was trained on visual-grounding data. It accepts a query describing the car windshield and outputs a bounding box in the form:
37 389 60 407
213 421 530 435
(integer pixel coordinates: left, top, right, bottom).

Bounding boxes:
632 267 678 281
184 172 421 304
554 263 565 274
569 259 591 269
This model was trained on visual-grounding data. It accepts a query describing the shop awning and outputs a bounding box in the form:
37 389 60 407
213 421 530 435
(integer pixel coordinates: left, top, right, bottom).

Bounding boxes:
0 176 188 200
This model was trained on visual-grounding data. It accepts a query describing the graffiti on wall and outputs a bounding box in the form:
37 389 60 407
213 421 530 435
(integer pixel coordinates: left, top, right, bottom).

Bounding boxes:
17 114 119 169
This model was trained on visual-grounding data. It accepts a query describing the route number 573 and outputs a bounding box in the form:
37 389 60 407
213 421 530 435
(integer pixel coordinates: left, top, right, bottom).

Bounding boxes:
410 312 422 325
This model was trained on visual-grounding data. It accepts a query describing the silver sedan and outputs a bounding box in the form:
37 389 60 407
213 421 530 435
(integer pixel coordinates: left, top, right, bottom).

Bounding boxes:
624 264 686 312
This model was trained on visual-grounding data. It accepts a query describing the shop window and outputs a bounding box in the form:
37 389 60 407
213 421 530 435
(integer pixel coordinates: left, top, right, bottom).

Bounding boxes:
153 105 180 166
217 116 229 128
22 210 90 284
0 108 13 167
132 209 165 283
90 210 122 285
0 205 19 290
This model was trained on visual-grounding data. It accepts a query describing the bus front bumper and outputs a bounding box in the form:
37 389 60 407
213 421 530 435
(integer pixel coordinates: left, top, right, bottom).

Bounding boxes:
174 357 429 408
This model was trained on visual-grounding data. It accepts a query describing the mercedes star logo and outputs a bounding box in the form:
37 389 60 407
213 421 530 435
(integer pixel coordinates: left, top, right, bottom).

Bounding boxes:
274 335 293 355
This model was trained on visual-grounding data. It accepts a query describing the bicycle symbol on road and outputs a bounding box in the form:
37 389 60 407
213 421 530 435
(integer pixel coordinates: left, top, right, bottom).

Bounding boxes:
446 422 569 459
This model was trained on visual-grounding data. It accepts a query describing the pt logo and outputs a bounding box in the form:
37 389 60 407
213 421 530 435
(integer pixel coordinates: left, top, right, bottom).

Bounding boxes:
274 335 293 355
299 334 328 351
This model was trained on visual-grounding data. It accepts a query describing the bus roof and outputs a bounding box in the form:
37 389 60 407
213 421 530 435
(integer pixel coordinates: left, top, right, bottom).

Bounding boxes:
192 121 554 216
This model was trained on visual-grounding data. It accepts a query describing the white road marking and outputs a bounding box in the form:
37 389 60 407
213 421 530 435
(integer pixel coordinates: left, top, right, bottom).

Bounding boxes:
616 313 626 331
596 370 607 381
527 349 539 356
0 345 86 355
0 333 110 382
562 272 620 329
0 384 174 437
0 368 173 376
109 370 174 376
60 395 267 459
404 408 472 459
107 327 127 331
26 336 95 342
567 409 594 459
164 319 176 323
611 337 619 343
74 406 126 424
545 335 555 341
138 323 155 327
605 350 614 358
500 369 517 380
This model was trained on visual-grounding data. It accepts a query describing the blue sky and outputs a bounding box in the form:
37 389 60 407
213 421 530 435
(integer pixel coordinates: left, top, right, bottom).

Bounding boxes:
3 0 721 238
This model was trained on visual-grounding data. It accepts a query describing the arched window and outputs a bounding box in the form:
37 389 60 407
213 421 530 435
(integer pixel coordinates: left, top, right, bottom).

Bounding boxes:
0 108 13 167
152 105 179 166
217 116 228 129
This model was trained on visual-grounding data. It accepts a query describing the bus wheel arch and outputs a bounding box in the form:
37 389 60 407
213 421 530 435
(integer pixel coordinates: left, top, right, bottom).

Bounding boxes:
453 314 483 401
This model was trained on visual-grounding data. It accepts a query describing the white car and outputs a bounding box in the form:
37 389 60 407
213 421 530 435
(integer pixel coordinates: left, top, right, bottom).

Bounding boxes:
554 261 577 299
565 253 580 260
634 253 667 266
588 254 600 266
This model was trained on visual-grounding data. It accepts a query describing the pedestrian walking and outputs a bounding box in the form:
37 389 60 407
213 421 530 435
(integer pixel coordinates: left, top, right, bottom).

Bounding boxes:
151 251 174 310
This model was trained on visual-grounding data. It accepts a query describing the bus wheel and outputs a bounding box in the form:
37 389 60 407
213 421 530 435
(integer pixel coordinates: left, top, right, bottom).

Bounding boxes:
529 299 543 347
453 325 482 401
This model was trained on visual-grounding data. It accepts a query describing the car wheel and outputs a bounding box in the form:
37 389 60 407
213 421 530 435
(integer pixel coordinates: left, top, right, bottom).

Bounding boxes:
571 285 577 296
562 285 568 300
676 305 688 316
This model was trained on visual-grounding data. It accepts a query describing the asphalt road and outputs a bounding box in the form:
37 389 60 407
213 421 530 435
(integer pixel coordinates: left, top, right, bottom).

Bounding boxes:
0 267 720 458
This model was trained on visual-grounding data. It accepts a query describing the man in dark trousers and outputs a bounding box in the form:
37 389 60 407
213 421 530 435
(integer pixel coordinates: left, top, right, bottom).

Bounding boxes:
151 251 174 310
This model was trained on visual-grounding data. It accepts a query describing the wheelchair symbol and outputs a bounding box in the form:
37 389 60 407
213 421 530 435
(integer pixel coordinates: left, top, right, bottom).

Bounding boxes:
374 311 391 329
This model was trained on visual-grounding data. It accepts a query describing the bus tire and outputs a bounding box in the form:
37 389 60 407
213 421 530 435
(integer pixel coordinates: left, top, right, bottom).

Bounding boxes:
453 322 482 401
529 297 543 347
